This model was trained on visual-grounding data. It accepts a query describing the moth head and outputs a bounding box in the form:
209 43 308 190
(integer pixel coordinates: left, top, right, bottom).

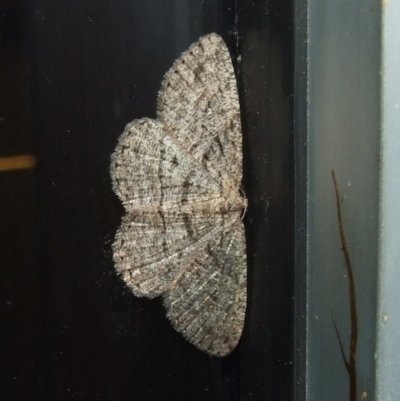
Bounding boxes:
226 191 247 212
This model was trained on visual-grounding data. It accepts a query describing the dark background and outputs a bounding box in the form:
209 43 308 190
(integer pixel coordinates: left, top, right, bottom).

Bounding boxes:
0 0 296 400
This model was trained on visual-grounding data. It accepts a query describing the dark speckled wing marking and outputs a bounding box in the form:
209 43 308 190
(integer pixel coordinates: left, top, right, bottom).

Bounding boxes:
157 33 242 188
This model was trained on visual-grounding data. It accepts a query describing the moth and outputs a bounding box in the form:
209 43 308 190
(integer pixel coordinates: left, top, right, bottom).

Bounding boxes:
110 33 247 357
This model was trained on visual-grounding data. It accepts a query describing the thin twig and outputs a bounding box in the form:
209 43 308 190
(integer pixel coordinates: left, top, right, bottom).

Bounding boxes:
331 170 358 401
330 310 350 372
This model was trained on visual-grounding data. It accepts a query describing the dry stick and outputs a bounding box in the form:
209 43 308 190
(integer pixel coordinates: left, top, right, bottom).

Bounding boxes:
331 170 358 401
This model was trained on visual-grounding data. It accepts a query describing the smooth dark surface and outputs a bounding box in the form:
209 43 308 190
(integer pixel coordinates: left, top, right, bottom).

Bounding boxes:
293 0 308 399
238 2 295 400
0 0 295 400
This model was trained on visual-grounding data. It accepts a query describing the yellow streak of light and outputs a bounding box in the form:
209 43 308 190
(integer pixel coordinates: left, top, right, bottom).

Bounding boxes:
0 155 37 172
